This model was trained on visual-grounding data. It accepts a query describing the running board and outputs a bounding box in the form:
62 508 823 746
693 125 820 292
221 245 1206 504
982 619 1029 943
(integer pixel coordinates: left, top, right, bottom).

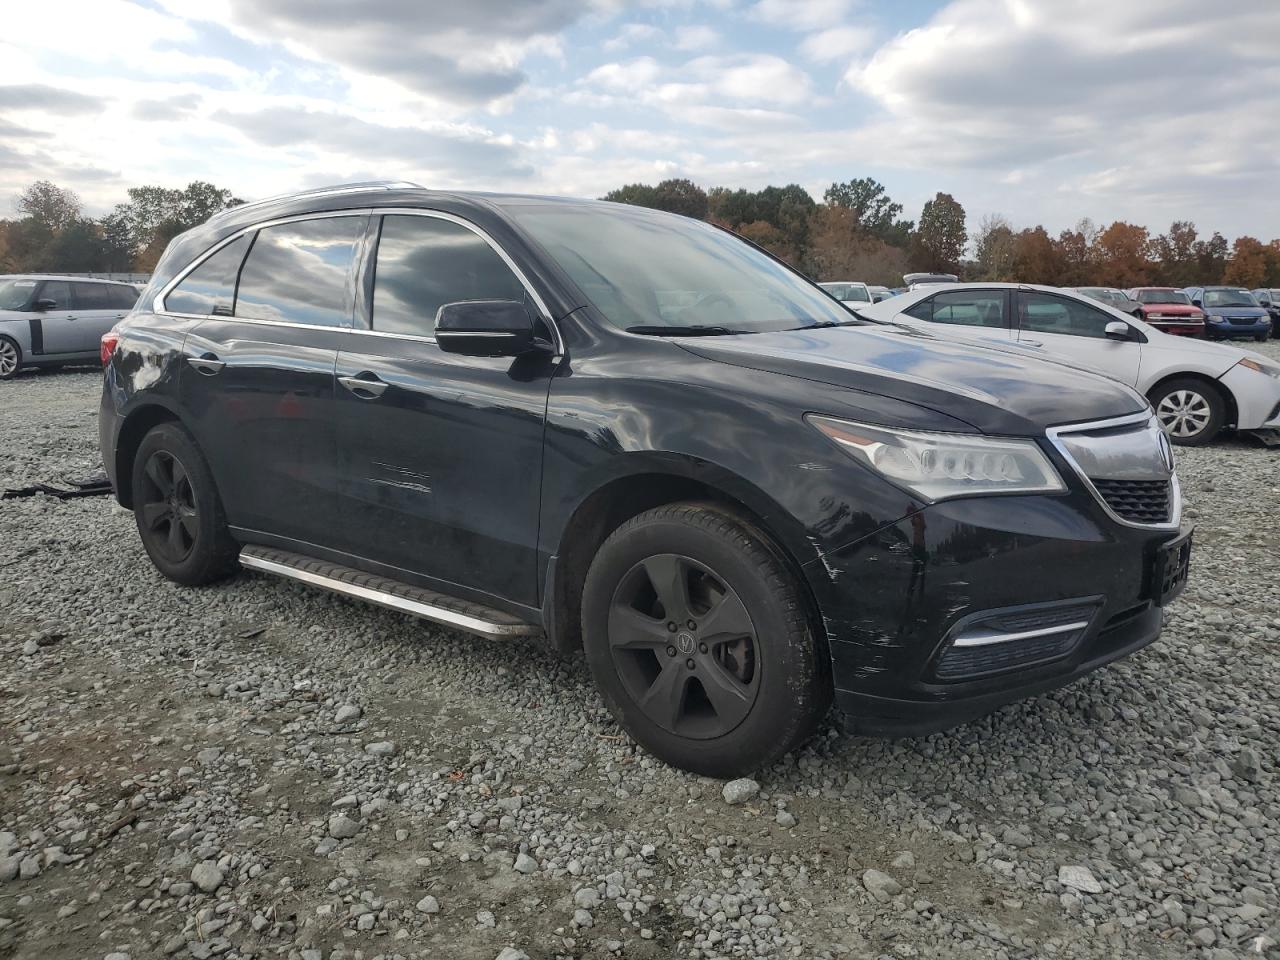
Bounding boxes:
238 545 541 639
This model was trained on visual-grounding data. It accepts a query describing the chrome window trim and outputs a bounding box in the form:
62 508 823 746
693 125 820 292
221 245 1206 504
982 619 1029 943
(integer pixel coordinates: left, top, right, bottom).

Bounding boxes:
1046 411 1182 530
157 207 563 355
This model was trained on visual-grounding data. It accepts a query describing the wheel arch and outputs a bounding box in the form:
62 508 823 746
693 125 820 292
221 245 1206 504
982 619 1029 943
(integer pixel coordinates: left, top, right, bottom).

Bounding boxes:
113 402 188 508
544 454 824 658
1146 371 1238 429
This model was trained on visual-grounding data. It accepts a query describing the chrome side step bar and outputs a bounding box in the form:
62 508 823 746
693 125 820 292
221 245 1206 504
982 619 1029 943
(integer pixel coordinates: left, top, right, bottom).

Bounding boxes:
238 545 540 640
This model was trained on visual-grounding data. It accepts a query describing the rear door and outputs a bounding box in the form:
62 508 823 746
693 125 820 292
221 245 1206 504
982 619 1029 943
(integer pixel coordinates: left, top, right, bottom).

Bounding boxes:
175 214 367 542
1013 289 1141 386
897 288 1015 345
330 211 559 605
67 282 129 352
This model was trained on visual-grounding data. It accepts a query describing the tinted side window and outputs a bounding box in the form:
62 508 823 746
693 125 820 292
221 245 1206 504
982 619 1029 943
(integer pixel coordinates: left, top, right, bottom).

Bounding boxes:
236 217 363 326
38 280 71 310
165 235 251 317
70 283 116 310
905 290 1005 327
371 215 527 336
1017 292 1113 339
109 285 140 310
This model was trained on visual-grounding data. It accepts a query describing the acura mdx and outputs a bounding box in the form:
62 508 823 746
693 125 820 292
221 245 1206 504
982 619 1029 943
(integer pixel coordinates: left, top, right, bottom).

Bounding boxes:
99 182 1191 777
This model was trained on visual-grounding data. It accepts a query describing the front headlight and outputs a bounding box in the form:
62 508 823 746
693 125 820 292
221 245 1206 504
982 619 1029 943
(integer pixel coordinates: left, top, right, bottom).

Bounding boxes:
1238 357 1280 379
806 415 1067 502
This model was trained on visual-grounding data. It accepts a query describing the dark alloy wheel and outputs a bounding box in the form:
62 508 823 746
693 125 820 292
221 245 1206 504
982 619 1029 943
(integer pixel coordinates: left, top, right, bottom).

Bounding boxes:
608 553 761 740
138 450 200 565
583 502 831 778
130 422 239 585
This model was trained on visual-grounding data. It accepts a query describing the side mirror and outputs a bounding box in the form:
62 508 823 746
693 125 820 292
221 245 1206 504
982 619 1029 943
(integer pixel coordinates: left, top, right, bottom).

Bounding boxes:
1105 320 1134 341
435 300 545 357
1191 299 1202 308
33 298 57 312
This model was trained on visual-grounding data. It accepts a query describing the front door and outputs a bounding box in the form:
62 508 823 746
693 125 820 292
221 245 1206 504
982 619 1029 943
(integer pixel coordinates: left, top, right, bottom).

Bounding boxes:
31 279 81 356
332 212 559 606
174 215 368 542
1014 290 1141 386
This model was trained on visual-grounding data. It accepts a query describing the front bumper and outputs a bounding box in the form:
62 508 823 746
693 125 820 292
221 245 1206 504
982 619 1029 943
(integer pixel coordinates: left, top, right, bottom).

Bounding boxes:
1207 316 1270 338
802 492 1182 737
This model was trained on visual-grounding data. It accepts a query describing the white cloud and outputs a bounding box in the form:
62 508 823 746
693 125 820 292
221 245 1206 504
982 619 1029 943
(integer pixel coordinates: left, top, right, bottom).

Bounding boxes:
603 22 663 52
799 25 873 62
749 0 856 31
674 25 719 50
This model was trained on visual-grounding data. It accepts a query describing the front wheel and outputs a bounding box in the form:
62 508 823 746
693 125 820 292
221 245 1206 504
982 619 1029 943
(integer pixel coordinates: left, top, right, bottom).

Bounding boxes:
0 337 21 380
130 422 239 585
1150 378 1225 446
582 502 831 778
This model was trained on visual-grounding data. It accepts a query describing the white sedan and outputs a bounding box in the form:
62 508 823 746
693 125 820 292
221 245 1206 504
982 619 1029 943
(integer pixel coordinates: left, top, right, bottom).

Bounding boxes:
857 282 1280 445
818 281 871 306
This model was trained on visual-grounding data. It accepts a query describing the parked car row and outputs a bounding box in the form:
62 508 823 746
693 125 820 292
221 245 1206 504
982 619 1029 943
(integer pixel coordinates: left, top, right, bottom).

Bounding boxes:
858 282 1280 446
92 183 1194 776
0 275 140 379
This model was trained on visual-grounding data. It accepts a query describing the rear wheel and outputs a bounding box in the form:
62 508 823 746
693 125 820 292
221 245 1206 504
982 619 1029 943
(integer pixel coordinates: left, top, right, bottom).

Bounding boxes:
1149 378 1225 446
131 423 239 585
0 337 20 380
582 502 831 777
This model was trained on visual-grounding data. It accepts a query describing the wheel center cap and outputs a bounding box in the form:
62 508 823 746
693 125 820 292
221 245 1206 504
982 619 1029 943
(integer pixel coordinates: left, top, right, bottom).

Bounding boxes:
677 632 696 655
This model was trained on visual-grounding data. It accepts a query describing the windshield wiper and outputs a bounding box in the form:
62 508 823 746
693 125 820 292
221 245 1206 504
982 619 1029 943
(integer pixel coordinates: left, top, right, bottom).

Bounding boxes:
625 325 746 336
788 318 864 330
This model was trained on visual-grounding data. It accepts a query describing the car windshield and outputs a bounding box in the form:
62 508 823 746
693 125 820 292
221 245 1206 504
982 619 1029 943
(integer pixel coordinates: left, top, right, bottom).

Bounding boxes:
820 283 870 302
0 279 36 311
1136 289 1191 305
1203 289 1258 308
508 204 862 333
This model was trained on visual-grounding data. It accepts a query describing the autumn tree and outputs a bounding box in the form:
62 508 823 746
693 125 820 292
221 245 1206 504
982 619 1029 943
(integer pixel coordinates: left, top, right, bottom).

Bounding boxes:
1094 221 1152 288
1011 227 1062 284
1055 227 1095 286
735 220 797 264
912 192 967 272
1224 236 1268 288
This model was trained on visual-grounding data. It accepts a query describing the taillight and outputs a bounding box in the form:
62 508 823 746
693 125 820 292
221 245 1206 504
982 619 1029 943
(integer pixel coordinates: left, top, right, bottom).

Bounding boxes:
100 329 120 367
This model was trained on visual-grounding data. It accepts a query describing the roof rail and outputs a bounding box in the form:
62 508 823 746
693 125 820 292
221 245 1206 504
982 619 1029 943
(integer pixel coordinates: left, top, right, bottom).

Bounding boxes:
208 180 424 223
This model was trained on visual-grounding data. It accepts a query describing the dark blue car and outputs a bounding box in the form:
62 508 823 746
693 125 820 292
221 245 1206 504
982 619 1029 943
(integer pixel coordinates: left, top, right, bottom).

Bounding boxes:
1184 286 1271 341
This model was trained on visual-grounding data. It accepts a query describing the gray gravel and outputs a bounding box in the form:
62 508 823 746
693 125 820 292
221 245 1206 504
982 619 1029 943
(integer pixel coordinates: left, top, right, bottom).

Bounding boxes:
2 355 1279 959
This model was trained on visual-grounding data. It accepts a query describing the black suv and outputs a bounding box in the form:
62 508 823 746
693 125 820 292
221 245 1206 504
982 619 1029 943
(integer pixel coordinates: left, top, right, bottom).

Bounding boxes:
100 182 1190 777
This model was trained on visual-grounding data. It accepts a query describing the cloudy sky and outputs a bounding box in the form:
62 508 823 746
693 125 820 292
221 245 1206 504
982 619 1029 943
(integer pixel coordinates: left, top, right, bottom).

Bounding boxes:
2 0 1278 239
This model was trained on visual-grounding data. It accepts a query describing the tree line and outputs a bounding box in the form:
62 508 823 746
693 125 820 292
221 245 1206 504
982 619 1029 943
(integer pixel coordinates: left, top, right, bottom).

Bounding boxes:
0 180 243 275
5 175 1277 290
603 178 1280 289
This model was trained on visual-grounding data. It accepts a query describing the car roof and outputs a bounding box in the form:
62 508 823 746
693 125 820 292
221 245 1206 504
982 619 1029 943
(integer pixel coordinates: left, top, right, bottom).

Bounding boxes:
0 274 137 285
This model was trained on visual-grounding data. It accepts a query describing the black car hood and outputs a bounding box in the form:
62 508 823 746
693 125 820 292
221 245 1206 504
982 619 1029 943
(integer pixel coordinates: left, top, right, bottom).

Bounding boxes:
678 323 1147 436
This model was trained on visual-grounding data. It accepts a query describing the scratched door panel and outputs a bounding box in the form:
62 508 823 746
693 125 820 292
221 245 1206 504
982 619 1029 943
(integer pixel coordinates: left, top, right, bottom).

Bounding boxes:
332 336 556 606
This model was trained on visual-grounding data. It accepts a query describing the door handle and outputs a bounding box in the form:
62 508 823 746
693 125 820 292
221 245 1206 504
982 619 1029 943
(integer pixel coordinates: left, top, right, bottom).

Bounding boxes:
339 374 388 398
65 315 78 321
1021 339 1042 347
187 356 226 375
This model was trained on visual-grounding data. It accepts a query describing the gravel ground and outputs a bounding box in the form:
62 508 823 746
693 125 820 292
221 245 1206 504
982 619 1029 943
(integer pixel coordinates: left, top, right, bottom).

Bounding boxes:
1 350 1278 960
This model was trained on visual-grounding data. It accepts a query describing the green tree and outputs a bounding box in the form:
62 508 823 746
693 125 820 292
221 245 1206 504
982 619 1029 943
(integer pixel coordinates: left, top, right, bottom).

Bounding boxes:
823 177 912 245
1152 221 1198 286
972 213 1016 281
1192 232 1228 284
912 192 967 272
112 180 243 261
15 180 82 232
45 219 110 272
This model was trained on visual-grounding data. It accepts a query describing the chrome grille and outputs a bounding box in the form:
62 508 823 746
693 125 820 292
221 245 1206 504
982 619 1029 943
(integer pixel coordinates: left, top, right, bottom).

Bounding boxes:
1047 413 1180 529
1091 478 1172 524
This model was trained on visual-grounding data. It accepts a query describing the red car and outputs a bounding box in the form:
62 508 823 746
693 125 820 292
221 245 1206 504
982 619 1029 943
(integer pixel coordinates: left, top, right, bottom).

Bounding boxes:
1126 287 1206 336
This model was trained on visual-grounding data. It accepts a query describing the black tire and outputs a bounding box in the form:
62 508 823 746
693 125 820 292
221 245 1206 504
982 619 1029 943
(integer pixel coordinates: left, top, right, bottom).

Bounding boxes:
130 422 239 585
1149 378 1225 447
0 336 21 380
582 501 831 778
1255 332 1269 343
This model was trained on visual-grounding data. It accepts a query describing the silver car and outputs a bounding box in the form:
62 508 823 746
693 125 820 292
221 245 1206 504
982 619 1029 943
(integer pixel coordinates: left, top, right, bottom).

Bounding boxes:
0 275 139 379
